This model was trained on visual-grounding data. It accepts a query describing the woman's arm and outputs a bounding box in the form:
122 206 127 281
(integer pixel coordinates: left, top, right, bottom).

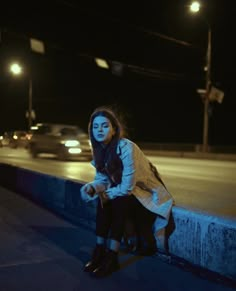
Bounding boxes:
105 141 136 198
91 170 111 192
80 168 110 202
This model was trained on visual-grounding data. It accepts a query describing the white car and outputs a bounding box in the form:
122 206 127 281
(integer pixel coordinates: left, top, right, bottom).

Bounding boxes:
28 123 92 161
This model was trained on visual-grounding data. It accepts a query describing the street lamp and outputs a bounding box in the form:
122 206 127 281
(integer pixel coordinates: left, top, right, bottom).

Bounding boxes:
95 58 109 69
10 63 22 75
189 1 211 152
9 62 35 129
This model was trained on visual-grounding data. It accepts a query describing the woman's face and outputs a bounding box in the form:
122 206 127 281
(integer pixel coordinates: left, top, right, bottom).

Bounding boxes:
92 116 115 144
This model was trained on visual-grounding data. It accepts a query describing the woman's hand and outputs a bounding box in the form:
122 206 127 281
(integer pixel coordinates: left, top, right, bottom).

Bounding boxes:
99 191 109 202
83 184 96 197
98 191 110 208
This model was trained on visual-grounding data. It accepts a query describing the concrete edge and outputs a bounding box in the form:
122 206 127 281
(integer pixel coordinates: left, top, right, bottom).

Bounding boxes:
0 162 235 282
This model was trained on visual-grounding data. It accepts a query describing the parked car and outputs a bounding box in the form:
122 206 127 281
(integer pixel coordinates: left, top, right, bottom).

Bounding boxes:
28 123 92 160
0 131 12 147
0 131 30 148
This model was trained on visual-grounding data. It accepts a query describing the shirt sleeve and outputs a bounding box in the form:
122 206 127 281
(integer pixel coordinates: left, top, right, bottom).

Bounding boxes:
105 141 136 198
80 162 111 203
80 183 98 202
90 170 111 193
86 159 110 193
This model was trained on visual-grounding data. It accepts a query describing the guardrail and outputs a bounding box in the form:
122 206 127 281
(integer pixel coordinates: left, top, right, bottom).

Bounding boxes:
137 142 236 154
137 142 236 161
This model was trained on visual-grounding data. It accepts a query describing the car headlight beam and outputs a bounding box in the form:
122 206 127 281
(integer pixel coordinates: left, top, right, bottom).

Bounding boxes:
64 140 80 147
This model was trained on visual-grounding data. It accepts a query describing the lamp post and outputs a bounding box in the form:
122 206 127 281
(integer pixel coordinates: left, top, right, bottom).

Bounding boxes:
190 1 211 152
28 77 33 129
9 62 34 129
203 27 211 152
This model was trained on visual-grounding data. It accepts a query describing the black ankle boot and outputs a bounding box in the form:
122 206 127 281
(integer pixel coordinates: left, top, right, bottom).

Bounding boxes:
92 249 119 278
83 244 106 273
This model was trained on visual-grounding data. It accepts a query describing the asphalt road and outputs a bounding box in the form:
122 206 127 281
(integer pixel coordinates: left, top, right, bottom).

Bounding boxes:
0 147 236 219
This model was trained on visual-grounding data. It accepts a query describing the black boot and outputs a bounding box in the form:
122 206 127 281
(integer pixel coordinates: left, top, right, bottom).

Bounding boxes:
91 249 119 278
83 244 106 273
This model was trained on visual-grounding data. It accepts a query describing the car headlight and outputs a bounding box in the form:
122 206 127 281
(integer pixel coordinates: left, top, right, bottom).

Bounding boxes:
68 148 82 154
64 140 80 147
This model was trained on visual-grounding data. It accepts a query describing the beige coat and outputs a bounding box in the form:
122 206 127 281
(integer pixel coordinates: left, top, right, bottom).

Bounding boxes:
80 138 174 249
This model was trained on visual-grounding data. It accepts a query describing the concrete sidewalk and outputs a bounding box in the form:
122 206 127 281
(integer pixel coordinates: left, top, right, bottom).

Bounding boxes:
0 186 235 291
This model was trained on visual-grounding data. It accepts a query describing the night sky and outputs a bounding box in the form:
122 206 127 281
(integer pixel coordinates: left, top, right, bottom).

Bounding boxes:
0 1 235 146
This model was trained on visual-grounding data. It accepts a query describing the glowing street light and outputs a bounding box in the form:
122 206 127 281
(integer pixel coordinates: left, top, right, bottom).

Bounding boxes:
190 1 200 13
9 62 35 129
95 58 109 69
189 1 211 152
10 63 22 75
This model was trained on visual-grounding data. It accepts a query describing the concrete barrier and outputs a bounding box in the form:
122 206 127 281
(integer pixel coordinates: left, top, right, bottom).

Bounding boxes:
168 207 236 280
0 162 235 282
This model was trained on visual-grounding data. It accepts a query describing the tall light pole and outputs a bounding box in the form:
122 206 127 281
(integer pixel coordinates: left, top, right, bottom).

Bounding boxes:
28 77 33 129
9 62 35 129
190 1 211 152
203 27 211 153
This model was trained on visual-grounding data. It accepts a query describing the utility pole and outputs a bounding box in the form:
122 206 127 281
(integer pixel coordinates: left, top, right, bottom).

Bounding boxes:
202 27 211 152
28 77 33 129
189 1 212 153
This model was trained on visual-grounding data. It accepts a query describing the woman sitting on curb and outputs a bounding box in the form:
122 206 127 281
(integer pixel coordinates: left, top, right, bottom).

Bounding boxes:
80 106 174 278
